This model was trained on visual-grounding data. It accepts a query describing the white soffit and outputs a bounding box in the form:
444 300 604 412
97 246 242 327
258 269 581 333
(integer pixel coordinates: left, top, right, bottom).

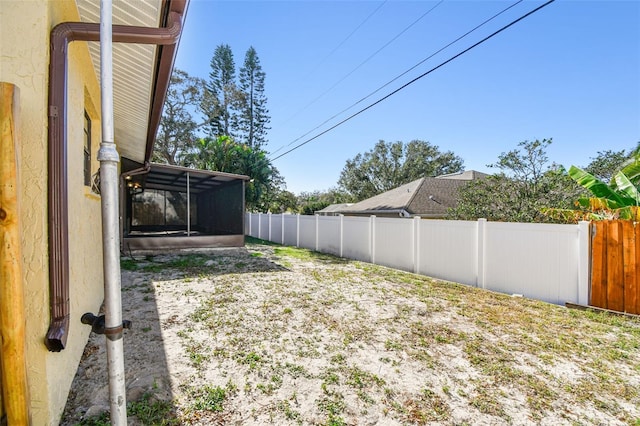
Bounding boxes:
76 0 162 163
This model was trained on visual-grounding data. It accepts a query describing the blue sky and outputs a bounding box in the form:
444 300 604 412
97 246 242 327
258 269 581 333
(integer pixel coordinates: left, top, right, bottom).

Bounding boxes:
174 0 640 194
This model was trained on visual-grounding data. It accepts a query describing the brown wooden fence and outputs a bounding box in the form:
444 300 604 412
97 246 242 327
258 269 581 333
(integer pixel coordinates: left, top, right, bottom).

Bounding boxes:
590 220 640 315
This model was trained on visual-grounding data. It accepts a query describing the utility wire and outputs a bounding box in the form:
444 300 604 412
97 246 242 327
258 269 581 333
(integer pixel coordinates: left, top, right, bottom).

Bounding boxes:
274 0 443 135
303 1 388 82
271 0 556 162
270 0 524 156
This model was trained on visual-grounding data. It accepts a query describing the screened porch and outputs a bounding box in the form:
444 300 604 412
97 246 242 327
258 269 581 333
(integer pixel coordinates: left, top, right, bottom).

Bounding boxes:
121 163 249 251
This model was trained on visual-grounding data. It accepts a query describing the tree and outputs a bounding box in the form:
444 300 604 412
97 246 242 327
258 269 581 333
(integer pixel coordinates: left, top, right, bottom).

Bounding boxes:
448 139 582 223
153 69 205 165
237 47 270 149
205 44 239 138
185 135 284 211
296 188 354 215
584 149 630 183
338 140 464 200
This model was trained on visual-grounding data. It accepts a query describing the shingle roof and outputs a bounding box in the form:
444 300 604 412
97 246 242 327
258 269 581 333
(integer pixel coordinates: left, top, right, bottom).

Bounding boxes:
315 203 354 214
435 170 488 180
340 179 424 215
340 170 485 217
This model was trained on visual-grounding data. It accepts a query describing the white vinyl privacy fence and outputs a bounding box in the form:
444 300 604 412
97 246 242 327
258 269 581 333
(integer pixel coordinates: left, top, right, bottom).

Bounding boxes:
246 213 590 306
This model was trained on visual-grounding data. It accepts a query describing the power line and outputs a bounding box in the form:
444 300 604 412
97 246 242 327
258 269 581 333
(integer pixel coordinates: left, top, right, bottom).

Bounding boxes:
270 0 524 157
271 0 555 162
271 0 443 143
304 1 388 82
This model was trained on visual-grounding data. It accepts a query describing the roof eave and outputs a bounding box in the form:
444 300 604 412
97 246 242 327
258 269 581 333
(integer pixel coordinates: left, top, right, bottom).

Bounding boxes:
144 0 190 162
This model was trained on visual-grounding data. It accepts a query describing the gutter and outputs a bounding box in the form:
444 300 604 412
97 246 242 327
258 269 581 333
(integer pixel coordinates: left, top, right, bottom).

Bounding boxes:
45 1 187 352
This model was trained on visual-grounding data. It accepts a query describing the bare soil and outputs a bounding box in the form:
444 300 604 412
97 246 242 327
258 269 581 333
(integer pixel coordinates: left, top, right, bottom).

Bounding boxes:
61 240 640 425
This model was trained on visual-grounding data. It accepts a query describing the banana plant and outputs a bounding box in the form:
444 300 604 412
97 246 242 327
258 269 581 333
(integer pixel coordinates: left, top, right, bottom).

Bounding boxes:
543 149 640 221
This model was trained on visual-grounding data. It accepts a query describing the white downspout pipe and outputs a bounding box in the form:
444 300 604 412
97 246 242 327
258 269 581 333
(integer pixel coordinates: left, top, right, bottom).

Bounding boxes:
99 0 127 423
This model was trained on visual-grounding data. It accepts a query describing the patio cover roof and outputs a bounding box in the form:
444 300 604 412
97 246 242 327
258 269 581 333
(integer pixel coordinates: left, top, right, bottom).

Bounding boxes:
128 163 250 194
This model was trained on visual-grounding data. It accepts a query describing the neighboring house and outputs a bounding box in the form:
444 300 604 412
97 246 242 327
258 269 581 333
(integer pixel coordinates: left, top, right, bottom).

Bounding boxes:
315 203 354 216
339 170 487 218
0 0 191 423
434 170 488 181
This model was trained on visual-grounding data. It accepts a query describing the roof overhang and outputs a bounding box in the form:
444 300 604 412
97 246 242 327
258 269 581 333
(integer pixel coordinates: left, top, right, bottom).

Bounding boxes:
125 163 250 195
76 0 189 163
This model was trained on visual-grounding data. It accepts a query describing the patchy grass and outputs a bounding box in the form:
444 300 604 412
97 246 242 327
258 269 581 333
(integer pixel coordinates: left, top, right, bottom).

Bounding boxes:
69 241 640 426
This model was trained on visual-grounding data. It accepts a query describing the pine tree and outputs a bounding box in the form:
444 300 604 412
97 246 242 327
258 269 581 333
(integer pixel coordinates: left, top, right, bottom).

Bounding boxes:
237 46 270 149
205 44 238 138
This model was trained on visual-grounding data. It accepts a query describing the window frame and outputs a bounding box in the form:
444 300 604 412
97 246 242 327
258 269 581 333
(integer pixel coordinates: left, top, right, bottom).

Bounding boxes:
83 110 91 187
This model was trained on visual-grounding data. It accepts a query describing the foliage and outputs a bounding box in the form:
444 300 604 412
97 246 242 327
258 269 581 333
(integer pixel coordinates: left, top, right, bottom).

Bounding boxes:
205 44 240 138
544 147 640 221
185 135 284 211
583 149 630 182
192 385 228 412
296 188 354 215
153 69 205 165
448 139 583 223
338 140 464 200
236 46 270 149
127 392 179 425
262 188 298 213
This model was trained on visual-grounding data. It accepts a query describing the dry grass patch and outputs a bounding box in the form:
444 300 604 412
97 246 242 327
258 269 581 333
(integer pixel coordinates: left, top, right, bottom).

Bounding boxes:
64 240 640 426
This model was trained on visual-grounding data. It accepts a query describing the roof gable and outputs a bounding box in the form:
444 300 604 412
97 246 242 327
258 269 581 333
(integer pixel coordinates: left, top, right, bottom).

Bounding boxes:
341 170 485 217
342 178 425 213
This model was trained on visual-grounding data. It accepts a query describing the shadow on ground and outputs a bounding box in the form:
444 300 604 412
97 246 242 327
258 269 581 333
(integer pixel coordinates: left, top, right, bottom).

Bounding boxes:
60 246 286 425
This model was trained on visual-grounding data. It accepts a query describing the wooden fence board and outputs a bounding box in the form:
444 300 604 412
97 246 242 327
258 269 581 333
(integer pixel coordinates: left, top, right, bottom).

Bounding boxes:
622 221 637 314
591 220 640 315
606 221 624 312
590 222 607 309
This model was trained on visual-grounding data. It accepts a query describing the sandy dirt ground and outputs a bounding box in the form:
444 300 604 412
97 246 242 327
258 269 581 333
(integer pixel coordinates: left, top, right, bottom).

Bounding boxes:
61 242 640 425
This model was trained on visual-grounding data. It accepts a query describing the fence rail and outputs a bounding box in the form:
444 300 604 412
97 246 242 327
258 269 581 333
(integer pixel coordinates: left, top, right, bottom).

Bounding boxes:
246 213 591 306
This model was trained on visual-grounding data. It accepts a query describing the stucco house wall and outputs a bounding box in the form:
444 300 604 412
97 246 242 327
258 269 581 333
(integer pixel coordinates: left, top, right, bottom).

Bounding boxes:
1 1 105 423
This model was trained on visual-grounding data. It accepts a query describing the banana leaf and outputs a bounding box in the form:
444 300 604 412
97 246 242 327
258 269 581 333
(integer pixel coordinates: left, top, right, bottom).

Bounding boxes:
620 157 640 186
613 171 640 205
575 197 621 210
569 166 630 206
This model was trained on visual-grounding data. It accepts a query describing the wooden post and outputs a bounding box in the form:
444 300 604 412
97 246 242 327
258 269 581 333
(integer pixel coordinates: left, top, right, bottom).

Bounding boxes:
0 82 30 424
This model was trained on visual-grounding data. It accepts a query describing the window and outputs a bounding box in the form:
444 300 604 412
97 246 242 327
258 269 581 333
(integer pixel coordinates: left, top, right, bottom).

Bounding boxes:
83 111 91 186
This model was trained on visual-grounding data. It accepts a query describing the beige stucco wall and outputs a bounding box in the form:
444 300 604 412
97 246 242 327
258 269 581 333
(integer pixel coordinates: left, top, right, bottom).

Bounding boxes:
1 1 105 424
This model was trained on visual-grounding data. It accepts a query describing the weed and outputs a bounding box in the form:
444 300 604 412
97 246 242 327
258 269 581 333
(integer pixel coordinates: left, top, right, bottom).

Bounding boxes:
284 362 310 378
277 399 300 420
192 385 227 412
470 387 508 419
120 258 138 271
182 339 209 369
127 392 178 425
75 412 110 426
384 340 403 351
346 366 385 389
240 351 262 369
